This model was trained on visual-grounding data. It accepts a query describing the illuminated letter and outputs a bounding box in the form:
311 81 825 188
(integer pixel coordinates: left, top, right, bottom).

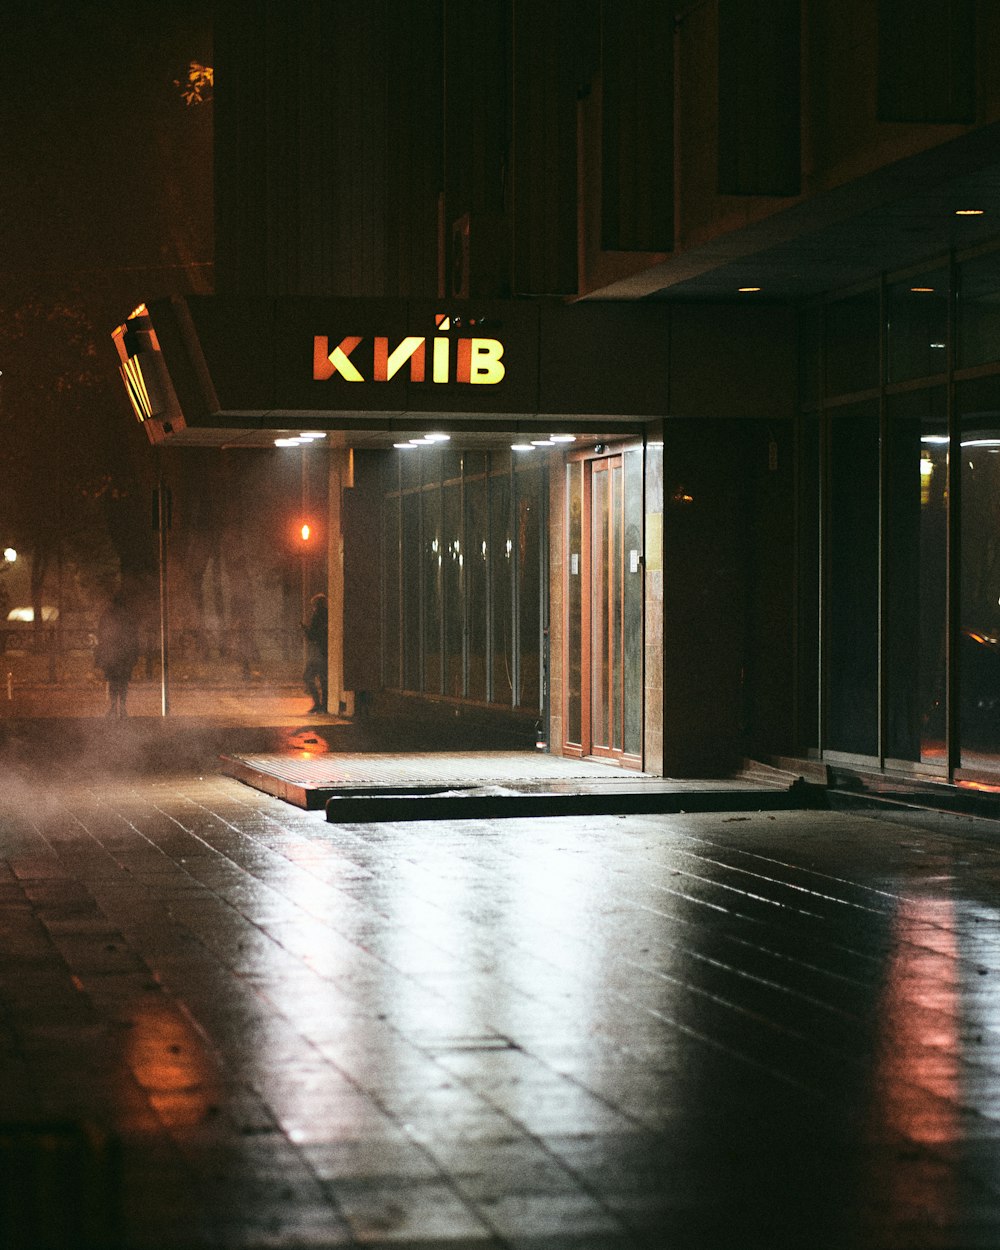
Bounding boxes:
433 337 450 383
456 337 505 385
373 336 426 382
313 335 364 381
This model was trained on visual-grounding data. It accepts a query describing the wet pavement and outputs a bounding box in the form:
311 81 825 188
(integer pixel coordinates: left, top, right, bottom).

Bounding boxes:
3 716 1000 1248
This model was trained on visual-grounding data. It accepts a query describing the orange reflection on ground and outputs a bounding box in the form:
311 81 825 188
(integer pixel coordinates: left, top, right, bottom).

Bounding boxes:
284 729 330 755
126 998 220 1129
864 896 960 1230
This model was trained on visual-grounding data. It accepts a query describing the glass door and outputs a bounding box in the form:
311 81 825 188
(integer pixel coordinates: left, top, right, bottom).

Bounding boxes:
591 456 625 755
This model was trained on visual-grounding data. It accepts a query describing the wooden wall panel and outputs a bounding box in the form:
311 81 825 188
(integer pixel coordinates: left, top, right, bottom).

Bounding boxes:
601 0 674 252
877 0 976 124
717 0 800 196
511 0 582 295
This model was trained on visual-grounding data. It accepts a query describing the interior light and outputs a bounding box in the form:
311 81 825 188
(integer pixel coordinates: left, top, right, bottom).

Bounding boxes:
910 287 935 293
550 434 576 443
955 209 985 216
425 433 451 442
299 431 326 440
393 442 415 449
274 437 302 447
929 342 946 349
530 438 555 447
962 438 1000 448
738 286 762 293
920 435 949 444
511 443 533 451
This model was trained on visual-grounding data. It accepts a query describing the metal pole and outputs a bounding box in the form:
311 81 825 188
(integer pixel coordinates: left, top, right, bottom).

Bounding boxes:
158 478 170 716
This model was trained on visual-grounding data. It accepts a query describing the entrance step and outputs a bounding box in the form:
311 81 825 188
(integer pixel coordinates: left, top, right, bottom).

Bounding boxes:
221 750 826 820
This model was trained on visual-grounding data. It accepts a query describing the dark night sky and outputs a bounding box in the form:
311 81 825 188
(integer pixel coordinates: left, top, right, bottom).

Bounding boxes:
0 1 214 579
0 0 213 292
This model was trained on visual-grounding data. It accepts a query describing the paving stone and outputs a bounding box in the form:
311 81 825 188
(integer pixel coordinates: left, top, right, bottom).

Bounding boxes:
4 746 1000 1246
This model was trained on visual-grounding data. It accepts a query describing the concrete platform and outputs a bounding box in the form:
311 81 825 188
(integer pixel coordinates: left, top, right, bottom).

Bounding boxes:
220 749 823 820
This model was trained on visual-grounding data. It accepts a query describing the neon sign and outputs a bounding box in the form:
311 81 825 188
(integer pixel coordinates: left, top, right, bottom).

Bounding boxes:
313 315 505 385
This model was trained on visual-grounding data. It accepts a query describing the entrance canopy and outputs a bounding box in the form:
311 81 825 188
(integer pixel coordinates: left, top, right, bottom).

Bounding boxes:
112 296 669 448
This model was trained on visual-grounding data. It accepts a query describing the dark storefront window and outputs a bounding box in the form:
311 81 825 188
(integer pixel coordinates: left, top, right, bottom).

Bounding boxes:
515 462 544 708
887 270 948 383
802 239 1000 782
382 449 544 710
959 376 1000 772
565 462 583 744
623 447 644 757
824 288 880 398
401 491 421 689
421 456 443 693
798 414 820 750
442 472 463 697
958 249 1000 370
382 492 401 688
490 462 514 703
885 388 947 765
466 467 489 702
825 401 880 756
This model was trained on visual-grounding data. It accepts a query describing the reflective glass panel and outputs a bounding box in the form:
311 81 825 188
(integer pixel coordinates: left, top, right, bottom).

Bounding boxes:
515 463 543 710
825 401 879 756
958 249 1000 369
401 491 421 690
443 480 463 697
887 270 948 383
885 388 947 765
565 462 583 745
421 482 442 693
959 376 1000 772
466 473 488 702
824 289 880 397
623 447 644 756
382 493 401 688
490 467 513 703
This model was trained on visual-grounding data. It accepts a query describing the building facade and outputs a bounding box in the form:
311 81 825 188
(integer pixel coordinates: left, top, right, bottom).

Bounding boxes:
116 0 1000 787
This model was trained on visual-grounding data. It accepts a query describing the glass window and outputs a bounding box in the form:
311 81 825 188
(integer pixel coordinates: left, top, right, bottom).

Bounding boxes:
799 308 821 408
401 491 421 690
515 463 544 710
959 376 1000 772
382 493 401 688
825 401 880 756
824 289 880 398
885 388 947 765
623 447 643 756
490 465 513 703
958 248 1000 370
466 472 488 702
442 479 464 697
421 480 443 693
887 269 948 383
565 462 583 745
799 414 820 750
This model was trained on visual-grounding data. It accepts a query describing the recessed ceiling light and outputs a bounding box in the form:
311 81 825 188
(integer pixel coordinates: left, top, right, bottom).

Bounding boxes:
424 433 451 442
299 431 327 439
955 209 985 216
393 442 415 449
530 439 555 447
511 443 533 452
550 434 576 443
274 437 302 447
